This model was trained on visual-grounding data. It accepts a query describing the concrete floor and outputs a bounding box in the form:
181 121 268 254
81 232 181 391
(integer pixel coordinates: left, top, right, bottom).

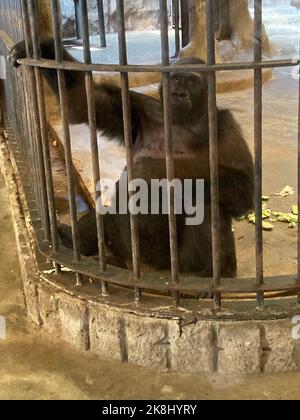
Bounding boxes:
1 174 300 399
1 2 300 400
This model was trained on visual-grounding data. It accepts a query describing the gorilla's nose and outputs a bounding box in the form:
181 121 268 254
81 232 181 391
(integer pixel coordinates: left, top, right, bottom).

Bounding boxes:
171 90 188 101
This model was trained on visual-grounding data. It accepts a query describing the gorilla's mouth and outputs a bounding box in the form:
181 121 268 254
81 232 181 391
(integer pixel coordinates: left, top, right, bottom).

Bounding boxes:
171 104 189 113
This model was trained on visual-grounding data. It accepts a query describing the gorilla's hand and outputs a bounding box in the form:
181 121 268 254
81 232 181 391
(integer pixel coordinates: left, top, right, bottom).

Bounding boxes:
9 40 26 68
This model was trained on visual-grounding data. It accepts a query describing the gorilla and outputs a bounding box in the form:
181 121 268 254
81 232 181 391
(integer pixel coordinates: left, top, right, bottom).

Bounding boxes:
10 38 254 277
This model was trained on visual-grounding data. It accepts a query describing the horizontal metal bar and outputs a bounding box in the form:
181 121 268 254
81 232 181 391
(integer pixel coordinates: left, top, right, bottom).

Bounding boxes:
40 247 300 296
16 57 300 73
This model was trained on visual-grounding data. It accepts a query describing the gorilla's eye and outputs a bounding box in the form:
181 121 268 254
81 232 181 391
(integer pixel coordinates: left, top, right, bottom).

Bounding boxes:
179 91 190 101
173 78 180 86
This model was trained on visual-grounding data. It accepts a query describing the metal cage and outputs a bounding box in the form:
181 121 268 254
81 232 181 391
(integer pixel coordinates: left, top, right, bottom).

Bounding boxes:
0 0 300 317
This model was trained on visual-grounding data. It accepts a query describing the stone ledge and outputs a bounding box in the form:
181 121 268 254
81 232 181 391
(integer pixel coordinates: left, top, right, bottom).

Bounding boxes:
1 133 300 376
262 320 298 374
169 320 215 374
217 322 261 376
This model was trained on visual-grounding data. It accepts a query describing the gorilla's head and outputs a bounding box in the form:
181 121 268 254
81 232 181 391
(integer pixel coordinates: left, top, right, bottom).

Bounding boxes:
160 57 208 126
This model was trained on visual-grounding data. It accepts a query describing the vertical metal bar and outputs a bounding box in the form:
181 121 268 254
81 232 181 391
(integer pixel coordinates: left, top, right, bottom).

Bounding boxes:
297 53 300 304
20 0 41 210
206 0 221 311
51 0 83 286
27 0 61 273
97 0 106 48
20 1 40 212
22 0 51 242
173 0 180 58
254 0 264 307
16 0 36 208
160 0 180 307
74 0 83 39
116 0 142 303
180 0 189 48
80 0 109 296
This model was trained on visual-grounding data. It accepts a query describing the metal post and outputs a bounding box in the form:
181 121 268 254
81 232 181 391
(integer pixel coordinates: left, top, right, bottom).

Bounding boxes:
51 0 83 286
160 0 180 307
206 0 221 311
22 0 51 243
297 31 300 305
173 0 180 58
25 0 61 273
116 0 142 303
80 0 109 296
254 0 264 307
97 0 106 48
74 0 83 39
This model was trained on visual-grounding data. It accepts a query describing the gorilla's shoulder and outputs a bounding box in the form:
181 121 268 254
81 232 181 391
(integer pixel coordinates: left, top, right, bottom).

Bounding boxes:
217 108 237 127
217 108 243 138
131 91 163 122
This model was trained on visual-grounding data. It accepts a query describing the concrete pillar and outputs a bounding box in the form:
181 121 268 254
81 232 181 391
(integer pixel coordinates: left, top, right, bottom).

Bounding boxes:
180 0 272 62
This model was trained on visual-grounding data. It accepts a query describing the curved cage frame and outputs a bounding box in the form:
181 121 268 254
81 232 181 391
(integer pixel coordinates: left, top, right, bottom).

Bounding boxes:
0 0 300 316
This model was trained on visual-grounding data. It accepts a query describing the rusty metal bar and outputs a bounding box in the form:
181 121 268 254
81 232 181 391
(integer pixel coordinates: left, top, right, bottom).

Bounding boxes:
97 0 106 48
298 53 300 305
34 236 300 297
206 0 221 311
160 0 180 307
51 0 83 286
80 0 108 296
1 0 300 308
74 0 83 40
14 1 33 183
254 0 264 307
180 0 189 48
17 57 300 74
21 33 43 226
173 0 180 57
17 0 42 229
21 0 50 242
27 0 61 272
116 0 142 303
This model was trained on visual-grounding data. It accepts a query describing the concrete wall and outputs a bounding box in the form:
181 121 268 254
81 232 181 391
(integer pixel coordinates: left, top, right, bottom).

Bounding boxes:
180 0 272 62
60 0 167 37
291 0 300 8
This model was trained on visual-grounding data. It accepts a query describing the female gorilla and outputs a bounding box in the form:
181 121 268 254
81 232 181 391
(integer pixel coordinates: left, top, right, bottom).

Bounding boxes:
10 38 254 277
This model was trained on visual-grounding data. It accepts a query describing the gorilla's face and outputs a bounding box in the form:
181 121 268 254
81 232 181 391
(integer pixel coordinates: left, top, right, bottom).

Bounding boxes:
170 72 207 125
159 58 208 127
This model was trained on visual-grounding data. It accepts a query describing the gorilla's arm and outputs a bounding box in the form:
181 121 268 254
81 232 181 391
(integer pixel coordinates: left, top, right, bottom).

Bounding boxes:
9 37 159 141
217 109 254 218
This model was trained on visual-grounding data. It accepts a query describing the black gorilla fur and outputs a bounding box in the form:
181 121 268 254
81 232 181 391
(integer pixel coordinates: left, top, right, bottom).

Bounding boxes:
10 39 254 277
